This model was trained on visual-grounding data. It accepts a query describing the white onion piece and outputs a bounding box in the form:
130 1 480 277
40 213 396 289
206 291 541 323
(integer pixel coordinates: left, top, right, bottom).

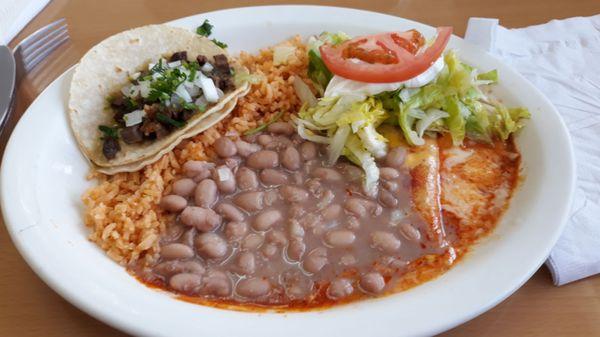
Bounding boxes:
201 62 214 72
123 109 145 127
138 81 151 98
186 85 200 98
175 84 192 102
195 73 219 102
194 95 208 108
168 60 181 68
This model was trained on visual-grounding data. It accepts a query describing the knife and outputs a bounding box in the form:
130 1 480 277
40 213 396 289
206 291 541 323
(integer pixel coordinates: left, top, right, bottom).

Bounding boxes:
0 45 16 132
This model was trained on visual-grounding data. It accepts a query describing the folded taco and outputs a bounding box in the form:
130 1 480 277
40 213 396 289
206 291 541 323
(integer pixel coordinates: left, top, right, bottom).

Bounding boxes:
68 24 250 174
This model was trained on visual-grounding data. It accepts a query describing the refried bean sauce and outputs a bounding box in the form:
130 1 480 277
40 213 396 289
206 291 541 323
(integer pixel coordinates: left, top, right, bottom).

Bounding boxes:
132 121 450 307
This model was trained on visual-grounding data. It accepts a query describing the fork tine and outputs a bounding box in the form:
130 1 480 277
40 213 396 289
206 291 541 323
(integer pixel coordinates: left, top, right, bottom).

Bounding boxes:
23 34 69 73
16 18 66 51
22 28 68 64
21 24 68 57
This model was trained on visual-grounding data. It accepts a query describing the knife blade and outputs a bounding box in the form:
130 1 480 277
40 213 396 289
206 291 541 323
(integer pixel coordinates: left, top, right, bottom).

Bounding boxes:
0 45 16 131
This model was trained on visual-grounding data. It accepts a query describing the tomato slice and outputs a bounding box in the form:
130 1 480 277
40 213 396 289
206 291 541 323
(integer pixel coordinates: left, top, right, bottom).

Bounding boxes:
319 27 453 83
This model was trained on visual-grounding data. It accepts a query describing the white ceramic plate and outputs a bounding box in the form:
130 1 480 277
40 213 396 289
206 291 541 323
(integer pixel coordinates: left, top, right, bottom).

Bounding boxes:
1 6 575 337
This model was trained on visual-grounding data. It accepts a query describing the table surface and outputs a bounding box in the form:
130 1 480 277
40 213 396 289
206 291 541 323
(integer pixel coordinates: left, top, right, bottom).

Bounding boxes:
2 0 600 336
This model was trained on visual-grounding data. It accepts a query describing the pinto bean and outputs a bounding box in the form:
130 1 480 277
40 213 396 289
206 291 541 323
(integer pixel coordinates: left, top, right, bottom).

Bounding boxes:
399 223 421 242
257 134 273 146
233 191 264 212
241 233 264 250
286 239 306 261
161 243 195 260
195 233 228 259
288 219 305 238
236 277 271 298
359 272 385 294
223 156 242 170
371 231 401 253
247 150 279 169
180 228 196 247
214 137 237 158
171 178 196 197
194 179 218 207
235 140 261 157
311 167 343 182
385 147 407 168
202 270 231 297
303 247 328 273
321 204 342 221
213 165 236 194
264 136 293 150
236 167 258 190
236 251 256 275
281 146 301 171
267 121 295 135
344 198 368 217
280 185 309 203
224 221 248 241
327 278 353 300
215 203 244 222
263 189 279 206
160 195 187 212
344 198 382 217
325 230 356 248
382 180 399 192
379 189 398 207
261 243 278 258
260 169 288 186
379 167 400 180
266 229 288 246
154 260 205 277
183 161 214 180
299 142 317 160
253 209 283 231
341 164 363 182
180 206 222 232
169 273 202 294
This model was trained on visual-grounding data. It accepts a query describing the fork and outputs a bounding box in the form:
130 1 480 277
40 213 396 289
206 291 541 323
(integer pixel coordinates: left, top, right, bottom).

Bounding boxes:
0 19 69 133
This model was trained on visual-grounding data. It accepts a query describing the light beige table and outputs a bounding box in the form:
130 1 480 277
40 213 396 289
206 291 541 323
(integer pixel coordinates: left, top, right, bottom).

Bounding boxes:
2 1 599 336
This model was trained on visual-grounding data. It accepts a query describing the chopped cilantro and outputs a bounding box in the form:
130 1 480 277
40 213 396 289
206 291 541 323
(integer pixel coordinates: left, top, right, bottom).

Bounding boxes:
211 39 228 49
98 125 119 139
147 67 187 103
149 59 165 75
182 102 200 111
196 20 213 37
156 113 185 128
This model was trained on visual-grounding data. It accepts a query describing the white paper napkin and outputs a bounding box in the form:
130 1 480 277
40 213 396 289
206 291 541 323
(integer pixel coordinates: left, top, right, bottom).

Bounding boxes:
465 16 600 286
0 0 51 45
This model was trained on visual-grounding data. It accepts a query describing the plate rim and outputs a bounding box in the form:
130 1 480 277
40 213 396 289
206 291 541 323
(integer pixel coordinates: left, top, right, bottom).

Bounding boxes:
0 5 576 337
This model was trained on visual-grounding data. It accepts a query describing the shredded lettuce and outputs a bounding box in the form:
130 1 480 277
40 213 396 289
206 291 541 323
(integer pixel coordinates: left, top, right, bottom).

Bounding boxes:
297 97 387 194
306 32 350 95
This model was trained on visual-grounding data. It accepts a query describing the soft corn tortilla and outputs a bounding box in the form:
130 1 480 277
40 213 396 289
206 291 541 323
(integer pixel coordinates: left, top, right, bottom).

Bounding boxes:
95 91 247 174
68 24 249 173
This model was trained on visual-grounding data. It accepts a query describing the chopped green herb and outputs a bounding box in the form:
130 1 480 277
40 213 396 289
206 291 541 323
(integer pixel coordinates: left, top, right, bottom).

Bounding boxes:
98 125 119 139
150 59 165 75
243 111 284 136
211 38 228 49
156 113 186 128
182 102 200 111
196 19 213 37
147 67 187 103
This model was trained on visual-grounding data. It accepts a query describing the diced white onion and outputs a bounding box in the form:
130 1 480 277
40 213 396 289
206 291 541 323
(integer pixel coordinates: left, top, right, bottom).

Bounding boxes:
123 109 145 127
186 85 200 98
216 87 224 99
273 45 296 65
138 81 151 98
195 73 219 103
194 95 208 108
175 84 192 103
168 60 181 68
201 62 214 72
